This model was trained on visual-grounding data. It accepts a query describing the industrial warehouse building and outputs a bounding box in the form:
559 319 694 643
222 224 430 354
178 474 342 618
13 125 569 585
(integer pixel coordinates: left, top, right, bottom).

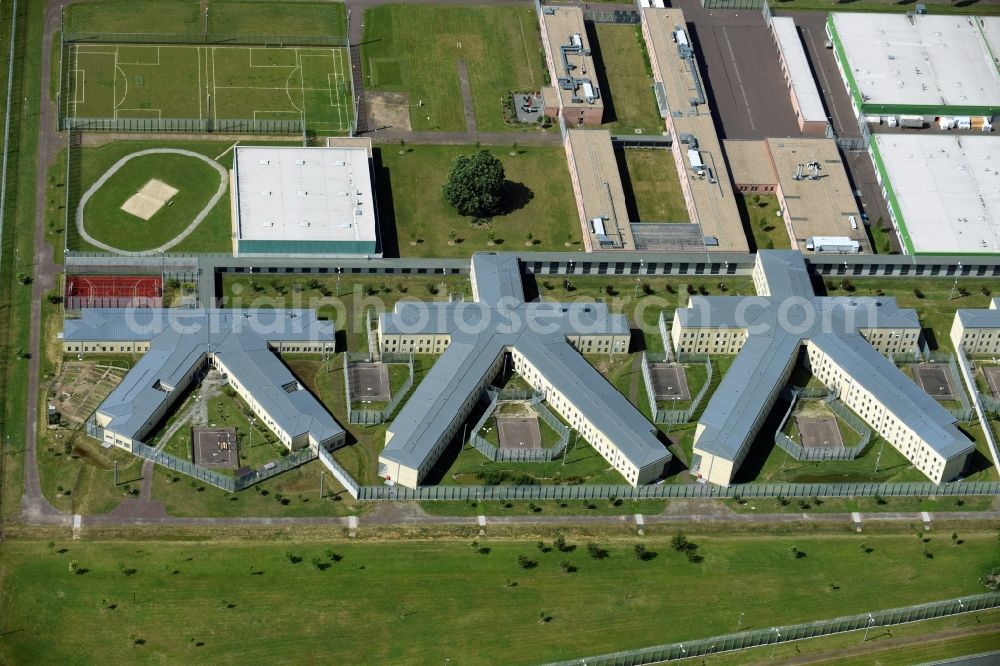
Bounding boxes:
376 253 670 489
952 298 1000 355
770 17 828 136
726 138 869 253
62 309 343 453
230 141 380 257
674 251 973 486
827 12 1000 127
869 134 1000 255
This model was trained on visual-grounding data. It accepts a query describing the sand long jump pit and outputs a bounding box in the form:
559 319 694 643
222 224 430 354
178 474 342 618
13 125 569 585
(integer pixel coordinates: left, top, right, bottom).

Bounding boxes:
121 178 179 220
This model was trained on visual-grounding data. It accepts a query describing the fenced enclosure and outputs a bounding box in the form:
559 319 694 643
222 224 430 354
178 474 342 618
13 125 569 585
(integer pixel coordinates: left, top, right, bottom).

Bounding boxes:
343 352 414 425
58 24 350 133
547 592 1000 666
643 352 713 425
773 388 872 462
895 351 974 422
468 388 571 462
355 479 1000 501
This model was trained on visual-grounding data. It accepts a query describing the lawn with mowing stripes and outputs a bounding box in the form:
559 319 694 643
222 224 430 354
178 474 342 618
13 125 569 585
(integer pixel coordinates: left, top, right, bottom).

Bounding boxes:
361 5 546 132
207 0 346 39
65 0 201 33
621 147 689 222
589 24 663 135
1 534 997 663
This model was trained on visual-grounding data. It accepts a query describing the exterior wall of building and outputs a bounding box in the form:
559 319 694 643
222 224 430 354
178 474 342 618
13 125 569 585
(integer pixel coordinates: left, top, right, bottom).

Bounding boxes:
857 326 921 355
564 333 630 355
690 448 734 488
379 333 452 355
380 348 506 488
63 341 152 355
510 348 662 486
672 319 748 355
804 341 963 483
951 318 1000 356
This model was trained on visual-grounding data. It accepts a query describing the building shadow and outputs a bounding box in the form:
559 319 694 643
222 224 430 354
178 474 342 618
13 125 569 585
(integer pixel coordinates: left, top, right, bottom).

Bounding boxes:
614 146 641 222
372 148 399 258
584 21 619 125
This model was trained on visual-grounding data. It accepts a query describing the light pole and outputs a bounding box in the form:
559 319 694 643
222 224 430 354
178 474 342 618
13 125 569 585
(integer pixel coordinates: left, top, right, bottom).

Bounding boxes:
863 614 875 642
770 628 781 657
949 262 963 300
736 611 745 632
634 260 643 299
955 599 965 627
872 436 886 479
336 267 342 297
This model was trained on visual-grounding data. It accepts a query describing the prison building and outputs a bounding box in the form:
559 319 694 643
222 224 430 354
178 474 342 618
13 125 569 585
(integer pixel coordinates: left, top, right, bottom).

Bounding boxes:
725 138 869 253
770 17 827 135
675 251 973 486
377 253 669 489
639 7 749 253
564 129 635 251
538 5 604 126
952 298 1000 355
61 309 343 453
230 141 380 257
827 12 1000 127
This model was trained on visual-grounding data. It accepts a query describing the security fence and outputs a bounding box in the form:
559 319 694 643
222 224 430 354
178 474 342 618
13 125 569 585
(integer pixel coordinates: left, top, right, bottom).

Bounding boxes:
61 117 304 134
469 388 571 462
700 0 764 8
317 444 361 499
547 592 1000 666
355 479 1000 501
895 351 974 422
658 312 673 361
644 352 713 425
132 441 236 491
63 30 348 48
344 352 415 425
980 390 1000 416
773 389 872 462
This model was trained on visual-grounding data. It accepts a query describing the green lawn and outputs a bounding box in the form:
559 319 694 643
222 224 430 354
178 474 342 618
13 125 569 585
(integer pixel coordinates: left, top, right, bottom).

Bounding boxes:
378 145 582 256
80 152 225 252
590 24 662 135
869 218 897 254
65 0 202 33
208 0 346 38
741 193 791 251
2 533 999 663
419 497 668 517
621 147 688 222
361 5 546 132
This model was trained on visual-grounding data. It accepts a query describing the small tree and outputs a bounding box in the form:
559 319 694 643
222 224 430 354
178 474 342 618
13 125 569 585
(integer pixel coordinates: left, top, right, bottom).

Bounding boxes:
442 151 506 218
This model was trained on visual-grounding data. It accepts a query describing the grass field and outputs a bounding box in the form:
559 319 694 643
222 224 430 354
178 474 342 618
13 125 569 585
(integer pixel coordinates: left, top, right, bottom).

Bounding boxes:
66 43 350 132
66 0 347 37
80 151 224 252
1 533 998 663
378 145 581 257
741 193 791 251
589 24 662 135
361 6 546 132
620 147 688 222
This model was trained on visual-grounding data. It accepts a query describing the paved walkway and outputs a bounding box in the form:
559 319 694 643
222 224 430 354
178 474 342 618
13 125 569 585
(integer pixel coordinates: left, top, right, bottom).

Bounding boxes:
456 60 477 133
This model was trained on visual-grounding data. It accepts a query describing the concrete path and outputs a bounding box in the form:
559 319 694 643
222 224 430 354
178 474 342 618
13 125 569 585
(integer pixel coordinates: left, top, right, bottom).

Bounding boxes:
75 148 228 255
366 129 561 146
456 60 477 133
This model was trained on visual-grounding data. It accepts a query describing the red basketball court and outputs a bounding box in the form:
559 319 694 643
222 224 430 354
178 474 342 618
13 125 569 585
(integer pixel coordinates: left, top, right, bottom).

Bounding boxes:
65 275 163 309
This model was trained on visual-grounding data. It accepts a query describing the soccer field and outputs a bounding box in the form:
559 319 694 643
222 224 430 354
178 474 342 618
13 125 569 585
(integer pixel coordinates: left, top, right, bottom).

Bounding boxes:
66 43 351 132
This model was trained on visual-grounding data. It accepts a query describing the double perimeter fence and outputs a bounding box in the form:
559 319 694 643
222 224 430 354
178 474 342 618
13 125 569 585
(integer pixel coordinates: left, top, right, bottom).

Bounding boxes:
546 592 1000 666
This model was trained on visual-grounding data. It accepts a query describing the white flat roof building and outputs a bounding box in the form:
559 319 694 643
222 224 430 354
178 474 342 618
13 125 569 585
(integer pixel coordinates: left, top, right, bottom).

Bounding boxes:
231 142 379 257
827 13 1000 120
870 134 1000 255
771 17 827 133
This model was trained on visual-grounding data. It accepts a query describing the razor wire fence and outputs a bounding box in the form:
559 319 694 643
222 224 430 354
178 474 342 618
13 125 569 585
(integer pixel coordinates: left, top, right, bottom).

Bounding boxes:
546 592 1000 666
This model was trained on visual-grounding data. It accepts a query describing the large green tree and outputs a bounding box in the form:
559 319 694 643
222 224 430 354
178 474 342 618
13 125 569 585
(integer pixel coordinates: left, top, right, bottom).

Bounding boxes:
442 151 505 218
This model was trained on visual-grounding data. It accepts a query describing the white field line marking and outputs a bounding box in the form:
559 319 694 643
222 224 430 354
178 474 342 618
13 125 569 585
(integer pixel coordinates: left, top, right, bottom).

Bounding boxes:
249 46 298 68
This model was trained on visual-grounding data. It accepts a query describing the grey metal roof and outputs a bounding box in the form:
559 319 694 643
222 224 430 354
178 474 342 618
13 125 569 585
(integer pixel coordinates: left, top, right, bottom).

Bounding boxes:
956 298 1000 328
67 309 342 444
381 253 668 475
691 251 971 464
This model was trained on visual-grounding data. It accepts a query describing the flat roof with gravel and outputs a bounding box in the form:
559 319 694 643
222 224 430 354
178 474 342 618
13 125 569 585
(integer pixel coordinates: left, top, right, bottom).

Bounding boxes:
870 134 1000 255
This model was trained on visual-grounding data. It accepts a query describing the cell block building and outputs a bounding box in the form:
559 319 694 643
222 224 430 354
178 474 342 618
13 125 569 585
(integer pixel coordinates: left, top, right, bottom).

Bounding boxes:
376 253 670 489
62 309 343 453
952 297 1000 355
674 251 973 486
